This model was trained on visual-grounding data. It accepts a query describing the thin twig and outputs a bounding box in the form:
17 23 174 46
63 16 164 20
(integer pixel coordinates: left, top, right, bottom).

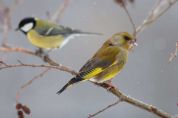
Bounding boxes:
136 0 177 35
122 2 137 38
0 61 77 75
0 59 171 118
2 7 11 46
16 68 51 102
0 0 177 118
50 0 69 23
0 59 174 118
0 46 61 66
97 83 173 118
169 42 178 62
0 46 37 55
21 68 51 89
114 0 136 37
1 0 24 46
88 99 121 118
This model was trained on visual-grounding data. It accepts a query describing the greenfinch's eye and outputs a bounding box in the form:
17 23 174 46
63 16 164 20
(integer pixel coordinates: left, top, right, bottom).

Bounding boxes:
123 35 131 41
108 42 114 46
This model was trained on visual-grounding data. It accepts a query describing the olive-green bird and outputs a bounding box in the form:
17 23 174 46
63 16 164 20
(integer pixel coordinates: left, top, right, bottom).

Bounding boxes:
16 17 101 49
57 32 136 94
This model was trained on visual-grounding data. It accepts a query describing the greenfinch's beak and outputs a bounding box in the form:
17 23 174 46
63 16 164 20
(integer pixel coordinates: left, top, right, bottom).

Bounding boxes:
133 39 138 46
129 39 137 46
129 39 137 51
133 41 138 46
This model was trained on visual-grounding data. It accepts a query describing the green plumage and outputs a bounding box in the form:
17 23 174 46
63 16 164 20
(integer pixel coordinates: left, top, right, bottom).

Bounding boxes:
57 32 134 94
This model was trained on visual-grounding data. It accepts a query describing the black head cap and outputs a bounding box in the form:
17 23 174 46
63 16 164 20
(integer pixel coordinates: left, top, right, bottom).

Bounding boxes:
17 17 36 34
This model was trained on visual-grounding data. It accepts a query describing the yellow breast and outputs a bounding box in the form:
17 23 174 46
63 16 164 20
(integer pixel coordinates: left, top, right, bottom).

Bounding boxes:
90 49 128 83
27 30 64 49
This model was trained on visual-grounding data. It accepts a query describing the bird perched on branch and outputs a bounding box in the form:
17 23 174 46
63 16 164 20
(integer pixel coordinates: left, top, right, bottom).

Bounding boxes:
57 32 136 94
16 17 101 50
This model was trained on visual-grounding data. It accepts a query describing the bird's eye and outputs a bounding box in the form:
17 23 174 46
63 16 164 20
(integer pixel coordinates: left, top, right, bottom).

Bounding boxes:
108 42 114 46
123 36 130 41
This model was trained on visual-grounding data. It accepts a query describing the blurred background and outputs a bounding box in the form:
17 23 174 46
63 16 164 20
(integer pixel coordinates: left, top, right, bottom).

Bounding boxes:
0 0 178 118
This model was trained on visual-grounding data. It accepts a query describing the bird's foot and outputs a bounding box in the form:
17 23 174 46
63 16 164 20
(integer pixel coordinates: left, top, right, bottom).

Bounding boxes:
35 48 44 56
35 48 49 58
104 82 116 91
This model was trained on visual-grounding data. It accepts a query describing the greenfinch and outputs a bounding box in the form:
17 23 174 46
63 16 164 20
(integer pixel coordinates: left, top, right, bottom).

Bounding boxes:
57 32 136 94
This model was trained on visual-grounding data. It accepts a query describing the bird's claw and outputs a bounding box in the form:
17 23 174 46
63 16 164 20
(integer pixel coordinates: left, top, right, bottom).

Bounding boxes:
105 82 116 91
35 48 44 56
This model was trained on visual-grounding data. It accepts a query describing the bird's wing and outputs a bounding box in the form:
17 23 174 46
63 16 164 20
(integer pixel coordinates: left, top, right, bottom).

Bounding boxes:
35 19 75 36
78 46 120 80
35 19 101 37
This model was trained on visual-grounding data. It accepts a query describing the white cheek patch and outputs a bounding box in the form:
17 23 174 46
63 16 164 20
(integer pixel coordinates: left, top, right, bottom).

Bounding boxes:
21 23 33 32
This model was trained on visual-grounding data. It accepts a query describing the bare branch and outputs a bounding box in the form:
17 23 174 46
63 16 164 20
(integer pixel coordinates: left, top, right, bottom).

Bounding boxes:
97 83 173 118
114 0 137 37
1 7 11 46
0 46 63 66
0 45 175 118
0 0 177 118
21 68 51 89
169 42 178 62
0 46 36 55
0 0 24 46
88 99 121 118
16 68 51 102
0 60 77 75
1 58 173 118
50 0 70 23
122 2 137 37
136 0 177 35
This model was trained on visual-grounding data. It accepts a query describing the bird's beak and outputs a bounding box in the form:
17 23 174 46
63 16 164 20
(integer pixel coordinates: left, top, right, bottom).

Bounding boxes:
129 39 137 46
133 39 138 46
128 39 137 51
131 38 137 46
133 42 138 46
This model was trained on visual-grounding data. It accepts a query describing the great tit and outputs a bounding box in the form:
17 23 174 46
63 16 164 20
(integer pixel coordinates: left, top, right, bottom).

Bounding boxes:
57 32 136 94
16 17 101 49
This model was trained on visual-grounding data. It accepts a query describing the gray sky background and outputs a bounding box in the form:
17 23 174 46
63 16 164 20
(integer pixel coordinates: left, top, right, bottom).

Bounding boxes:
0 0 178 118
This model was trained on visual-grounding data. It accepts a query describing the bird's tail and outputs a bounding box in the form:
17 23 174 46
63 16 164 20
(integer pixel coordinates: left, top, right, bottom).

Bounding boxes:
56 76 83 95
72 29 102 36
